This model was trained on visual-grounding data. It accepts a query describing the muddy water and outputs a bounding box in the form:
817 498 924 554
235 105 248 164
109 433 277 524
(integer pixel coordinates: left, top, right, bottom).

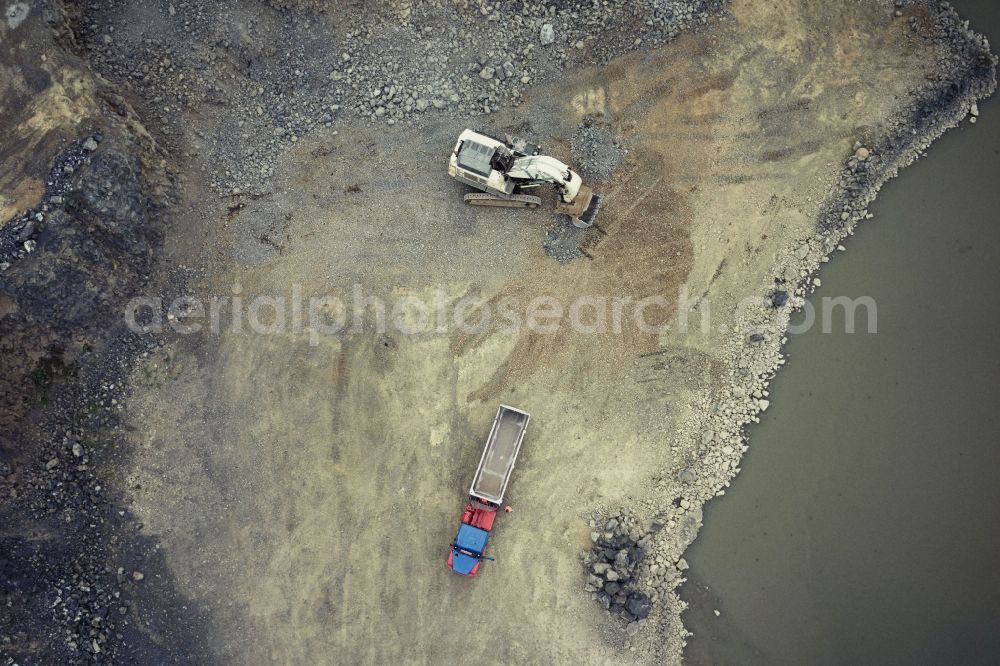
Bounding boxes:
681 3 1000 664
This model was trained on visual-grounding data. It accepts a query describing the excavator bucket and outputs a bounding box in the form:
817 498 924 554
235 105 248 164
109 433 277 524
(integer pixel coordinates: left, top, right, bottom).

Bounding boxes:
558 185 602 228
576 192 602 228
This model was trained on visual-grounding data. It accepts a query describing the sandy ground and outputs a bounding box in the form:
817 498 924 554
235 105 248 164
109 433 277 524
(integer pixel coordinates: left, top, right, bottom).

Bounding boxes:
119 0 975 662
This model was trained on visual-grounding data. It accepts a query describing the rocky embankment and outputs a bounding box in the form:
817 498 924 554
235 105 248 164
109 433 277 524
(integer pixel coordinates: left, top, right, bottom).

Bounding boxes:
1 3 211 663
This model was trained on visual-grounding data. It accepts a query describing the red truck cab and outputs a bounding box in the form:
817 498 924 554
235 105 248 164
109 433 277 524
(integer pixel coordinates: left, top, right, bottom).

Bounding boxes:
446 501 498 576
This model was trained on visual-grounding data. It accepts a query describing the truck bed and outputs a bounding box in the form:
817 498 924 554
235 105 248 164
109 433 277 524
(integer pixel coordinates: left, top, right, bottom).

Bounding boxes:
469 405 530 505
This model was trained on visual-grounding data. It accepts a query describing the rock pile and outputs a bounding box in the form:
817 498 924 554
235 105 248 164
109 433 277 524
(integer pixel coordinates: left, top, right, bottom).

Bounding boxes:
0 135 163 442
542 216 591 263
584 514 659 627
0 130 198 661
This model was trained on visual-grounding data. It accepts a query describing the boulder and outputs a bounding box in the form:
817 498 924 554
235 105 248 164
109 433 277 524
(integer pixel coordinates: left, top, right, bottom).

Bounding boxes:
626 592 652 620
540 24 555 46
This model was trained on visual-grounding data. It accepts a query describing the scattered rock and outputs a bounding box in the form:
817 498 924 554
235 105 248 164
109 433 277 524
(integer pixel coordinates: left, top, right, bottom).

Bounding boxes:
540 23 555 46
6 2 29 30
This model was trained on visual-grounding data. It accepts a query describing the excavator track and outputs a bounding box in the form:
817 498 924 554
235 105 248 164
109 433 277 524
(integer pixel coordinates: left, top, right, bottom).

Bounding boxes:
464 192 542 209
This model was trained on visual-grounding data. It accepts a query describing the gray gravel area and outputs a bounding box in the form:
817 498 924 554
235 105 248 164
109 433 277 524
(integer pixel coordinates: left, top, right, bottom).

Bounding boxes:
544 214 594 263
74 0 725 194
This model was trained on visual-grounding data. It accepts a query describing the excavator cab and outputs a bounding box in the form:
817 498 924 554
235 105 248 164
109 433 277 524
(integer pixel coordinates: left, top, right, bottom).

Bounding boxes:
489 145 515 173
454 138 496 177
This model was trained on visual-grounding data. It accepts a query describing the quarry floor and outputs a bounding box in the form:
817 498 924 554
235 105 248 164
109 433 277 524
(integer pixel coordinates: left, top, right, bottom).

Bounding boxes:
113 1 965 663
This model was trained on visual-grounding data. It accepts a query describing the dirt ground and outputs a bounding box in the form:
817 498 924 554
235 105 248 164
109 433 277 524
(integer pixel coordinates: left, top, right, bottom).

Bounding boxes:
117 0 955 663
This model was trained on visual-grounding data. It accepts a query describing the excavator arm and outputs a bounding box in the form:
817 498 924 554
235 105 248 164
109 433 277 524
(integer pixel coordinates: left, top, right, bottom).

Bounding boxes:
508 154 600 227
506 155 583 203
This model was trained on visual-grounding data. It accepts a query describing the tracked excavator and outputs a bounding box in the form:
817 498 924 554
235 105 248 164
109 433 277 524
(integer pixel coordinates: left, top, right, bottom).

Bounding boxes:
448 129 602 228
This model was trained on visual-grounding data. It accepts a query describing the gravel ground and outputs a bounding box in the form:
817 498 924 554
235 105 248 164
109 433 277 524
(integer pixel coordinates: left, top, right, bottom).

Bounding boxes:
2 1 727 662
0 0 995 663
571 122 627 182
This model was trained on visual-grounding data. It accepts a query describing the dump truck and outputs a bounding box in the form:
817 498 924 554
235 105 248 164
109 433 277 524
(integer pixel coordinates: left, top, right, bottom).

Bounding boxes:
446 405 531 576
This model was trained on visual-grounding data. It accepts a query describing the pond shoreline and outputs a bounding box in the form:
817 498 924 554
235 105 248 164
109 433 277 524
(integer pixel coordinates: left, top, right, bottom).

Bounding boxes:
669 1 997 663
